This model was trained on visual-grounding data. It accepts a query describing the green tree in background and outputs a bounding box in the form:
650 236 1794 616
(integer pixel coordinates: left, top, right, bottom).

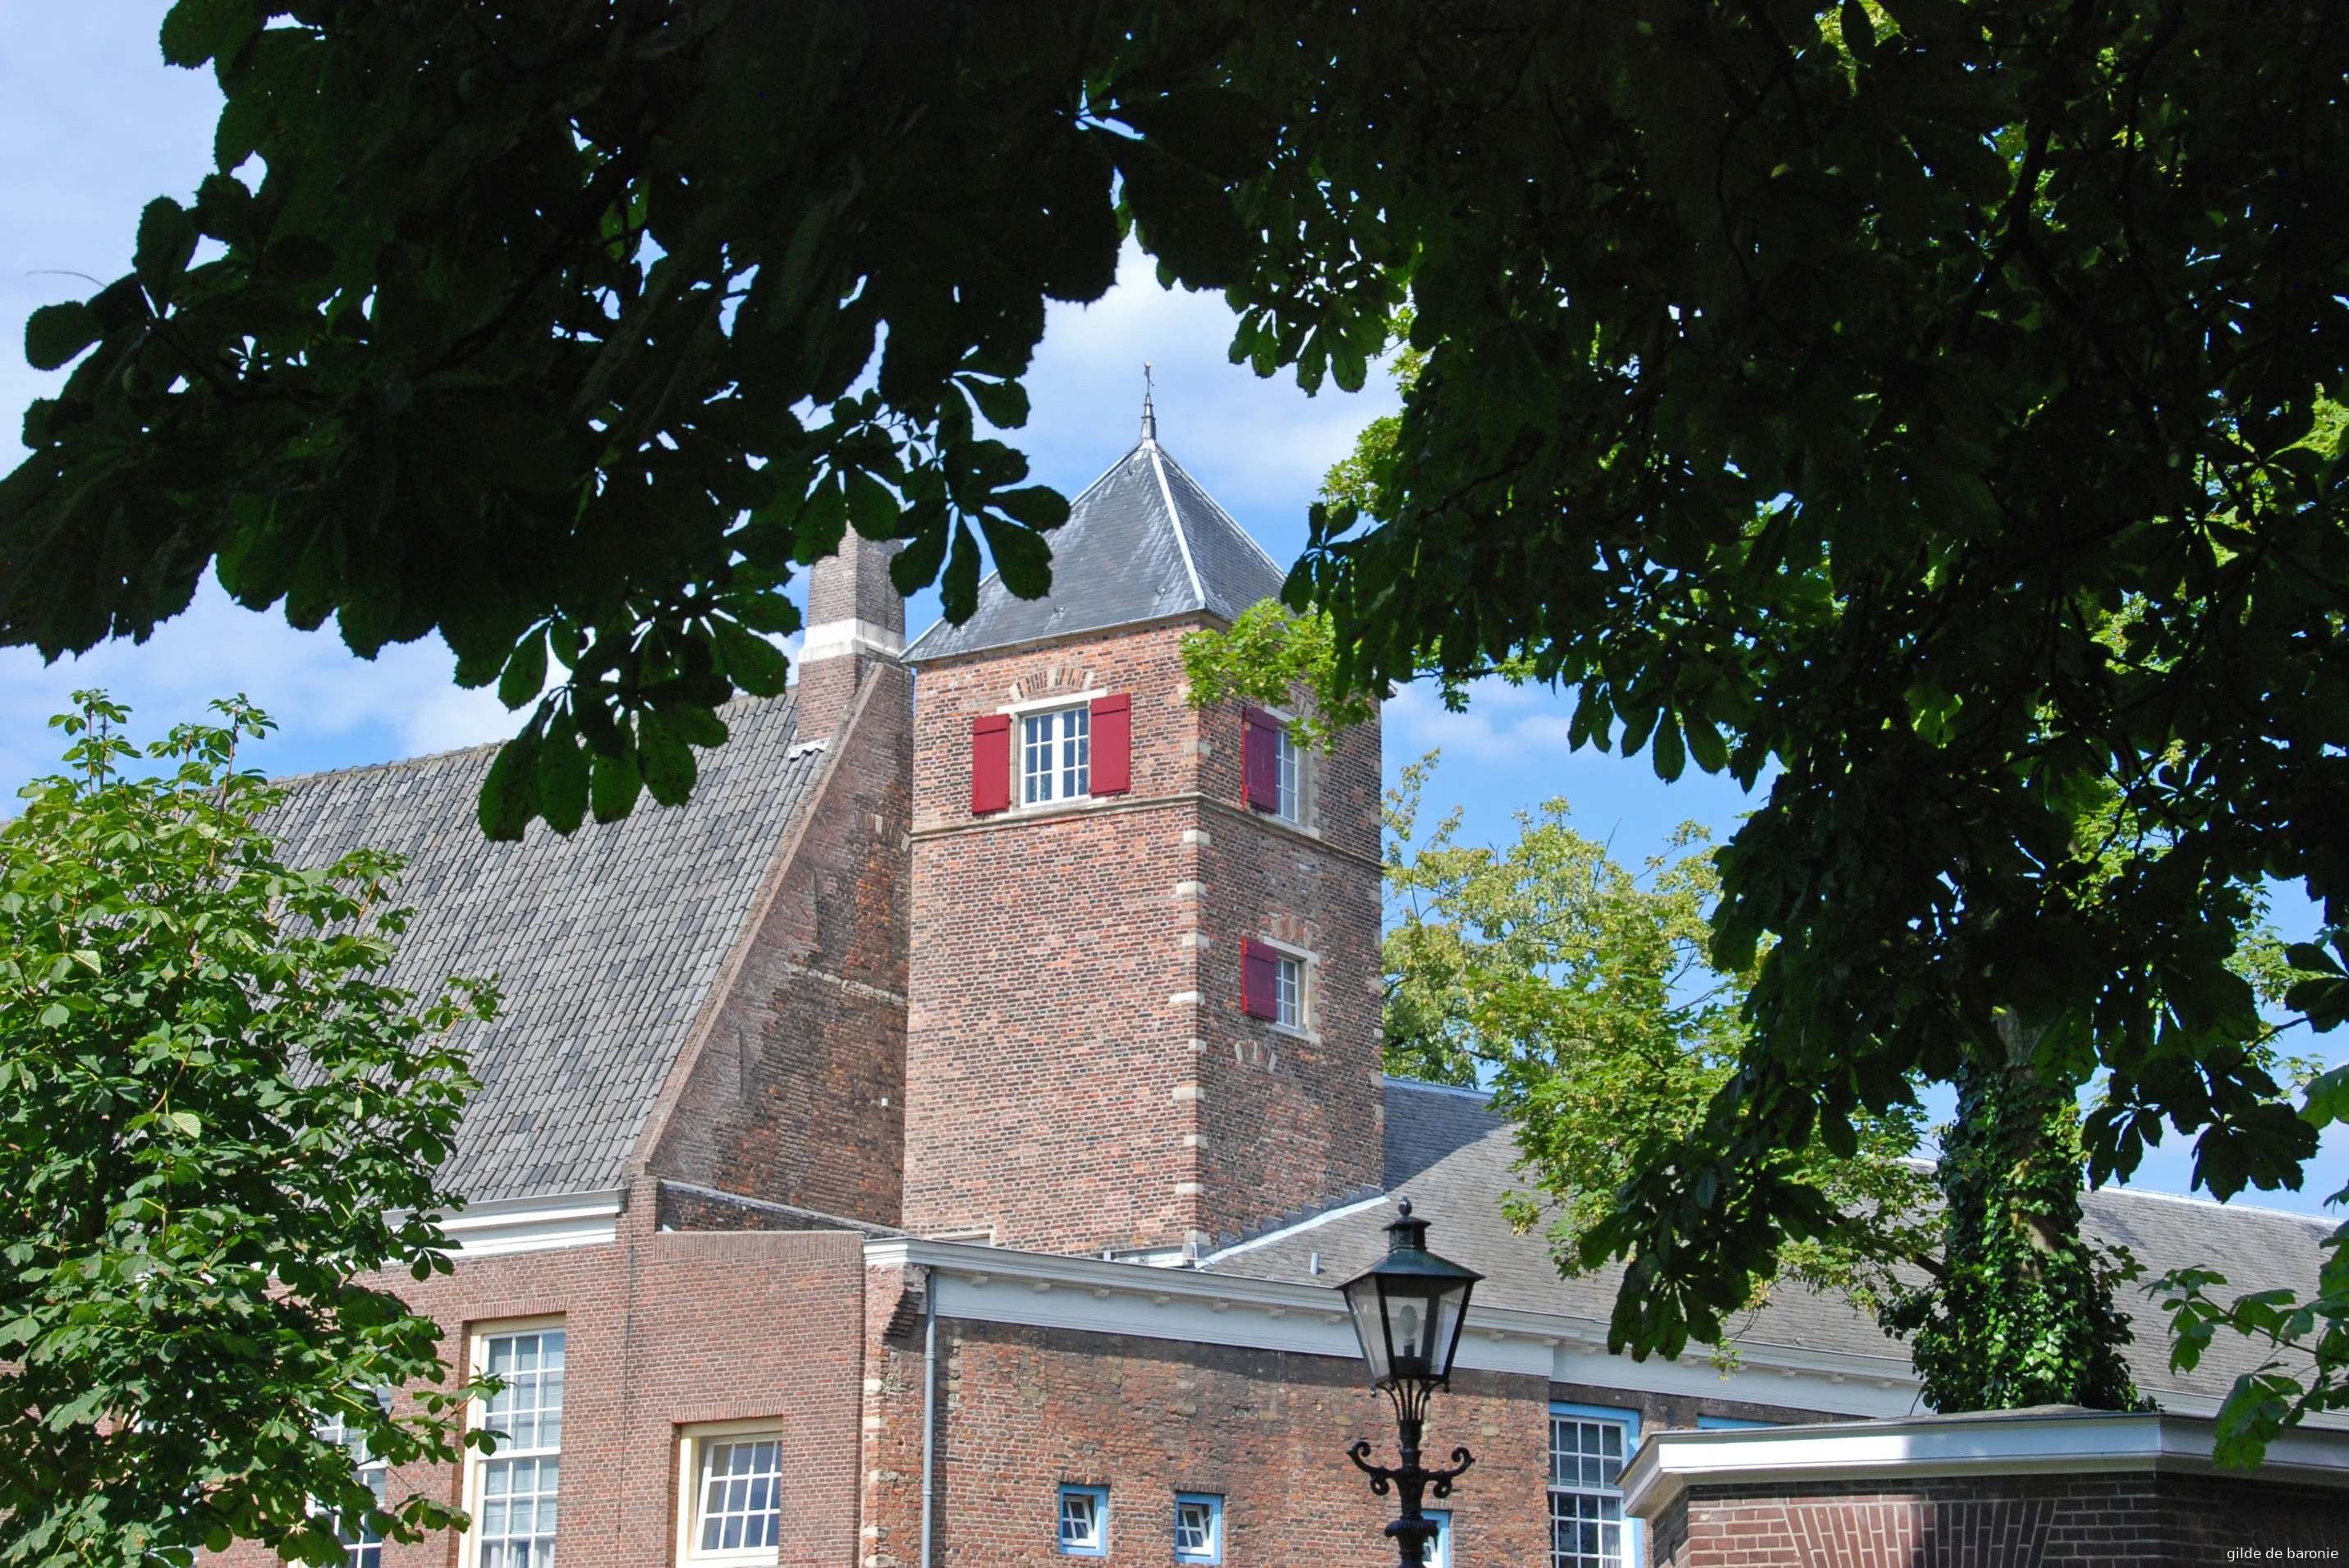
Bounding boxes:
0 694 497 1566
14 0 2349 1463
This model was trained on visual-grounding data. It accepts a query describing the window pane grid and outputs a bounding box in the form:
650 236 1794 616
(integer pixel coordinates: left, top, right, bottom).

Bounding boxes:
1058 1488 1104 1555
697 1438 783 1554
1274 957 1301 1029
1022 708 1090 804
1174 1495 1221 1563
483 1331 565 1454
1549 1415 1628 1568
314 1410 386 1568
1273 727 1300 821
479 1456 560 1568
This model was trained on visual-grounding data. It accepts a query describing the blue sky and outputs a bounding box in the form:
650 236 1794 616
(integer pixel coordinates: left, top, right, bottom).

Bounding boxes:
4 8 2338 1217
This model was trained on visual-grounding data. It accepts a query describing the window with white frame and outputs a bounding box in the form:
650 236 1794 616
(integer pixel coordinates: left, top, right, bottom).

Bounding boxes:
1057 1485 1108 1557
679 1423 783 1562
1273 954 1303 1029
473 1324 564 1568
1173 1493 1223 1564
1021 706 1090 805
1549 1405 1636 1568
1272 723 1301 823
314 1408 386 1568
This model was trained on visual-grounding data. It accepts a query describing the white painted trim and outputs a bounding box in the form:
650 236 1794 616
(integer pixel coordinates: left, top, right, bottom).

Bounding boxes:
677 1418 787 1566
799 617 906 663
862 1238 1920 1420
1620 1407 2349 1520
420 1190 625 1256
1199 1194 1392 1263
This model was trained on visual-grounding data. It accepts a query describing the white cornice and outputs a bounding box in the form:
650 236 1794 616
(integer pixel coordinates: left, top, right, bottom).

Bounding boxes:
1620 1407 2349 1520
423 1189 626 1256
864 1238 1922 1419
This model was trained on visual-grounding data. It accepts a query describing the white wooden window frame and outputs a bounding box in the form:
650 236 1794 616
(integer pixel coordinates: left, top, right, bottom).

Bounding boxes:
677 1417 787 1566
998 692 1106 814
462 1316 567 1568
312 1408 387 1568
1250 703 1317 832
1252 934 1318 1040
1549 1401 1640 1568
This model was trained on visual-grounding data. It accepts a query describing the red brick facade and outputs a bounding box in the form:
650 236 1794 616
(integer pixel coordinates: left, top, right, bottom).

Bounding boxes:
902 622 1383 1254
636 661 912 1226
1648 1474 2349 1567
857 1316 1553 1568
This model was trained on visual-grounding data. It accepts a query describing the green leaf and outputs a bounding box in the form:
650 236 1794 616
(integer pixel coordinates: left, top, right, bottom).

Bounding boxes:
589 743 642 824
24 302 101 372
978 511 1053 600
158 0 257 67
38 1002 69 1029
1650 712 1686 782
958 375 1030 430
168 1111 202 1137
477 722 543 841
636 713 697 807
498 630 549 712
535 712 589 836
992 485 1070 531
843 469 901 541
135 199 198 305
713 621 788 697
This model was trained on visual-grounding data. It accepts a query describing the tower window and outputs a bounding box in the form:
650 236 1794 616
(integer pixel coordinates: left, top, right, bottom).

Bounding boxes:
1271 725 1301 822
1274 955 1302 1029
1022 706 1090 805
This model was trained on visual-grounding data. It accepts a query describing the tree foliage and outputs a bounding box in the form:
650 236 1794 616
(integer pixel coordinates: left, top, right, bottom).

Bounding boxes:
0 694 495 1566
14 0 2349 1463
1376 756 1941 1331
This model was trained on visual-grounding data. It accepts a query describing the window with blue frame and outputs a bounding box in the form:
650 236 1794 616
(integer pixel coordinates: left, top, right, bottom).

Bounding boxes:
1550 1402 1640 1568
1058 1485 1108 1557
1173 1493 1223 1564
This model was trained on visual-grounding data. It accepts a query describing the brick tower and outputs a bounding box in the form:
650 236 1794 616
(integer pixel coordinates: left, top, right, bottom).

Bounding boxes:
901 401 1384 1256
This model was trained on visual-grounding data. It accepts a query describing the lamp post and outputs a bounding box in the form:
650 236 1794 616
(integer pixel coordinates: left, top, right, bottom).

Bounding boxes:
1337 1199 1484 1568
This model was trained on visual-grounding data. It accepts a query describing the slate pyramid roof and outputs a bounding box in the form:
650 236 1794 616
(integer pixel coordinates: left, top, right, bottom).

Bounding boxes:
260 695 827 1203
906 401 1288 663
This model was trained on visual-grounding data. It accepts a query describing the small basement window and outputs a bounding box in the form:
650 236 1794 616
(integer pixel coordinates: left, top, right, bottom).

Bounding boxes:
1022 706 1090 805
1058 1485 1108 1557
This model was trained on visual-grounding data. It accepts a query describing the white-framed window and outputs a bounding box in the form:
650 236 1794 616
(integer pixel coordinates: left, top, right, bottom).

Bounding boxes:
1174 1492 1223 1564
1271 722 1301 823
1550 1402 1638 1568
469 1321 565 1568
1021 705 1090 805
1058 1484 1108 1557
678 1420 784 1564
314 1408 386 1568
1274 954 1303 1029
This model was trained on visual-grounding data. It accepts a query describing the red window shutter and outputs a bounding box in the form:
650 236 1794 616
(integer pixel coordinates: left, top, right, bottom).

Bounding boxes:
1242 938 1280 1020
1241 707 1281 812
970 714 1011 814
1090 692 1131 795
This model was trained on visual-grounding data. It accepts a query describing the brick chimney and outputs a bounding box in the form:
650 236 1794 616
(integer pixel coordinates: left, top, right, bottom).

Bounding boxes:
795 533 904 741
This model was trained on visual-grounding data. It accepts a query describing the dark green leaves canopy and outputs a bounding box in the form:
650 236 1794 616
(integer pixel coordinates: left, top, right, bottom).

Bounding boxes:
11 0 2349 1449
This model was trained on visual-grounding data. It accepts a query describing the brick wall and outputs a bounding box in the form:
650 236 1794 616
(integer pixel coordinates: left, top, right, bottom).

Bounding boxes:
213 1185 869 1568
636 659 912 1226
903 623 1382 1254
1649 1472 2349 1566
867 1320 1550 1568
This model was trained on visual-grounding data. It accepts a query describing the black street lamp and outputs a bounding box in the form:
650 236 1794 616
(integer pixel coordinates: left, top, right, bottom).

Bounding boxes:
1337 1199 1484 1567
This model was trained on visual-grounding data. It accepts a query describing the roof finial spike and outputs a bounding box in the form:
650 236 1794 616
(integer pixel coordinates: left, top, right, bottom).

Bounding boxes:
1140 362 1157 444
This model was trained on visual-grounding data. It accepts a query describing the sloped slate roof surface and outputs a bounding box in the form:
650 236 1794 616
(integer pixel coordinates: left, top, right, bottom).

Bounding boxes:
906 433 1287 662
1207 1080 2343 1414
260 696 822 1203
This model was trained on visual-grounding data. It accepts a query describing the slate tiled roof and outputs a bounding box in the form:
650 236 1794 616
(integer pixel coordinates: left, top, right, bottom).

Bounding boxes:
906 420 1287 663
260 695 824 1204
1206 1080 2345 1417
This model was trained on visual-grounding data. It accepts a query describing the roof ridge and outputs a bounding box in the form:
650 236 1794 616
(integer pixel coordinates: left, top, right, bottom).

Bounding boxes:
1143 438 1209 606
2090 1181 2342 1231
1150 442 1287 583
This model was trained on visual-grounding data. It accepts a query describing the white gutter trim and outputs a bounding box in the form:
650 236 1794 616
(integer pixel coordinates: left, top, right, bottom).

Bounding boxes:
1620 1408 2349 1520
415 1188 626 1256
1195 1194 1394 1264
862 1238 1922 1418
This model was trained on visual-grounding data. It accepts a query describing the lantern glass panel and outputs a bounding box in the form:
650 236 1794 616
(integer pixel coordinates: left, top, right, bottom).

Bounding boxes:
1344 1277 1394 1384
